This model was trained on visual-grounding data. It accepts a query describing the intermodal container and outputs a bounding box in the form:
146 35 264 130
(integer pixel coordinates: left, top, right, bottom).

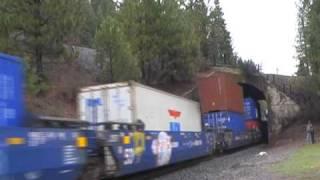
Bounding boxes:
202 113 216 128
243 98 258 120
0 53 25 127
204 111 246 134
78 81 202 132
217 111 246 134
197 72 244 113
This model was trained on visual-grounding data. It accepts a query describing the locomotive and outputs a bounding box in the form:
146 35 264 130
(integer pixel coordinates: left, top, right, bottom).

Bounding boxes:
0 53 88 179
0 53 267 179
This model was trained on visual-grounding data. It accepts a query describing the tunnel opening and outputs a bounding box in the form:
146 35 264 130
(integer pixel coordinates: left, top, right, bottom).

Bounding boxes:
240 83 269 144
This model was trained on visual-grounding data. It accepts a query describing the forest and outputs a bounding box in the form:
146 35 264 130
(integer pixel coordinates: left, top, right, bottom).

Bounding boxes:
297 0 320 92
0 0 259 93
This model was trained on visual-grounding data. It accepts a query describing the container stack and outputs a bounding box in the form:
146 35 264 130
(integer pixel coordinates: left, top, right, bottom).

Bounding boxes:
197 72 246 135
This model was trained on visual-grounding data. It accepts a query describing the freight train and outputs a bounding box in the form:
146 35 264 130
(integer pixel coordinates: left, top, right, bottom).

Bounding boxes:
0 53 267 179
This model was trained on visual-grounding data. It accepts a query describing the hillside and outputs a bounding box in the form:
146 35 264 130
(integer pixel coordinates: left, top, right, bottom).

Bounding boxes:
26 57 98 118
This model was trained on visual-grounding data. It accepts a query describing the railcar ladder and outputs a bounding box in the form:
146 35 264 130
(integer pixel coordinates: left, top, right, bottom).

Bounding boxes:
104 146 117 176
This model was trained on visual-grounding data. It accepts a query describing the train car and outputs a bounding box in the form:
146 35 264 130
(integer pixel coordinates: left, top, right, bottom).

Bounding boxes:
202 111 258 150
198 73 262 151
0 53 88 179
202 111 261 151
78 82 214 178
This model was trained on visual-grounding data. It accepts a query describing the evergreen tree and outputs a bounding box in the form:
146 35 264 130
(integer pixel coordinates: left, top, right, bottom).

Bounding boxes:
186 0 210 59
295 0 320 94
296 0 311 76
0 0 244 87
207 0 234 66
0 0 88 80
91 0 116 25
117 0 201 84
95 16 139 83
78 1 98 47
308 0 320 74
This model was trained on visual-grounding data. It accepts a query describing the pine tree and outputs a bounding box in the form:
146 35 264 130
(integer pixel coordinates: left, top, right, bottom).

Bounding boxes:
207 0 234 66
296 0 311 76
186 0 210 59
295 0 320 94
90 0 117 29
116 0 201 84
0 0 88 80
78 1 98 47
308 0 320 74
95 16 139 83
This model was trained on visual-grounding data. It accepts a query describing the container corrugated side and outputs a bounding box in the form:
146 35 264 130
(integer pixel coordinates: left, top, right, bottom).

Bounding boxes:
212 111 246 134
78 83 133 126
79 81 202 132
243 98 258 120
134 83 202 132
202 113 216 128
0 53 25 127
197 72 244 113
244 98 256 107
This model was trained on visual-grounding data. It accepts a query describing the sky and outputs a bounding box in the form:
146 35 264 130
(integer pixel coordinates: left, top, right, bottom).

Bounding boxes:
214 0 298 75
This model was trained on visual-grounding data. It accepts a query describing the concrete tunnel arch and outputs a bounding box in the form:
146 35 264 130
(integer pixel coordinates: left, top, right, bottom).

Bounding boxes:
240 83 269 144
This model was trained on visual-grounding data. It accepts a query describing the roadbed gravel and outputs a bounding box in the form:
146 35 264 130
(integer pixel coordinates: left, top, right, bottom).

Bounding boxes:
152 145 281 180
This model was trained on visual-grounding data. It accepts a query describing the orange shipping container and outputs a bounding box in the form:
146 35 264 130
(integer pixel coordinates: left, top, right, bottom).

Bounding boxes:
197 72 244 113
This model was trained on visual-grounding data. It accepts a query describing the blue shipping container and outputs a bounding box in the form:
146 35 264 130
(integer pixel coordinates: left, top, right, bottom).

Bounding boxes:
0 53 25 127
202 113 215 128
203 111 246 134
243 98 258 120
215 111 246 134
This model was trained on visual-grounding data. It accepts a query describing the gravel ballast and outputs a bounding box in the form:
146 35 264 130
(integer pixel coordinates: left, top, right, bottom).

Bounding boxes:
152 145 293 180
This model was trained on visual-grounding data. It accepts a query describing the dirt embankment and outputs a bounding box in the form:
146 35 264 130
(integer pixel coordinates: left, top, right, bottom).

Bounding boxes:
26 61 97 118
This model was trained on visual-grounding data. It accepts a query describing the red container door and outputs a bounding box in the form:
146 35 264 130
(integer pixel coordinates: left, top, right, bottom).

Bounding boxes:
245 120 260 130
197 72 244 113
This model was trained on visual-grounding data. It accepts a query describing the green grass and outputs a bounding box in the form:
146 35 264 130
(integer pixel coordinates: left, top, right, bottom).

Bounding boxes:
272 144 320 178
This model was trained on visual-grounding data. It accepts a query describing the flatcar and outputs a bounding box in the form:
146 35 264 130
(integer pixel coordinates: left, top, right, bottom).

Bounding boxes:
78 82 214 178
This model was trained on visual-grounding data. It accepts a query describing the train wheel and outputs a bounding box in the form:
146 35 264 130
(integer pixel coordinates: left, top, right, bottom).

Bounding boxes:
79 157 104 180
213 142 224 154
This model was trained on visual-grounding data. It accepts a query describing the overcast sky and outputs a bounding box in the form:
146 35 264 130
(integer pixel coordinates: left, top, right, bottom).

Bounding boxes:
214 0 298 75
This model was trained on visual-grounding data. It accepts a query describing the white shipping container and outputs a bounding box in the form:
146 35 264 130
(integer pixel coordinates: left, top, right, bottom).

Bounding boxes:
78 81 202 132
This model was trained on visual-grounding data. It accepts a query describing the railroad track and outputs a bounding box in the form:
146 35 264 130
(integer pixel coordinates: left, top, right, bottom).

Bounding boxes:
108 156 212 180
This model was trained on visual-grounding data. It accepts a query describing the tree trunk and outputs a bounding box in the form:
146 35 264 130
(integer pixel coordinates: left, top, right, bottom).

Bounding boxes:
34 0 44 83
109 51 114 83
35 47 44 81
141 61 146 84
